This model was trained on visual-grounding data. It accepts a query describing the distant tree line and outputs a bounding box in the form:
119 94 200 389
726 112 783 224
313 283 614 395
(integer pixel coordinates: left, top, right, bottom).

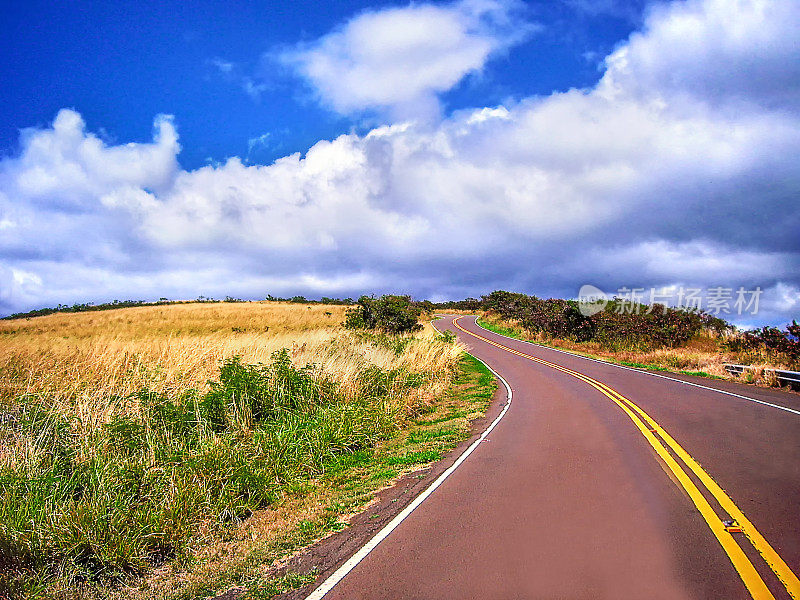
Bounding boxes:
264 295 355 305
1 294 361 321
2 298 179 320
430 298 483 311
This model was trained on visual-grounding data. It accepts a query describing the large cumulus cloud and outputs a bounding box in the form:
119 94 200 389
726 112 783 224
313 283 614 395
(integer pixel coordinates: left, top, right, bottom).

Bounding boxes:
0 0 798 324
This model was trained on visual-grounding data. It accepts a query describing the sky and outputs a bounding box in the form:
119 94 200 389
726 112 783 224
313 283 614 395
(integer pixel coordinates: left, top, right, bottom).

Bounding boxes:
0 0 798 326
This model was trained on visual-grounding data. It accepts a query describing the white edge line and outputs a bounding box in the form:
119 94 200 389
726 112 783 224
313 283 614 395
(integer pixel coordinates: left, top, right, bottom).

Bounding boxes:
462 314 800 417
303 317 514 600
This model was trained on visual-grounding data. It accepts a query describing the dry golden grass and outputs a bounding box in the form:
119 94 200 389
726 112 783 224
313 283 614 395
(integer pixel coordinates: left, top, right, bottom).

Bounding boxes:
545 334 734 377
0 302 462 432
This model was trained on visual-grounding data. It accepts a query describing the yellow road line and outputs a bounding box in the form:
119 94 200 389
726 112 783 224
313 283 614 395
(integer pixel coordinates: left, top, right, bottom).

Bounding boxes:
589 378 800 599
453 317 799 600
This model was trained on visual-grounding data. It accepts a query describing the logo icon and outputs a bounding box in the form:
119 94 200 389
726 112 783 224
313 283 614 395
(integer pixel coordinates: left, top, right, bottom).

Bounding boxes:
577 284 608 316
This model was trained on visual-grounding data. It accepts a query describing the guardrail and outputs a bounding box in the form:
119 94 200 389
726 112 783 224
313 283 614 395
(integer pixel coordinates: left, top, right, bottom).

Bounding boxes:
723 364 800 390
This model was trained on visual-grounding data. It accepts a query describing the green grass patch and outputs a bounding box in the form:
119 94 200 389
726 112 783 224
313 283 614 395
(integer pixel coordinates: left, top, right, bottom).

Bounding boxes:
617 361 714 378
476 318 525 342
407 428 458 443
383 450 441 465
619 360 670 371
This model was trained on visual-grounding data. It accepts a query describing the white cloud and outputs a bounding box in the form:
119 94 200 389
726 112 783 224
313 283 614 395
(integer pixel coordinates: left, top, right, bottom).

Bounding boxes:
280 0 535 120
599 0 800 110
2 109 179 211
0 0 799 325
247 133 272 159
210 57 234 73
209 57 269 101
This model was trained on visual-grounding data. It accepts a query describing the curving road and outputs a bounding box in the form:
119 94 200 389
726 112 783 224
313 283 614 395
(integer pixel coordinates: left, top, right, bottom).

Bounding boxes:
304 315 800 600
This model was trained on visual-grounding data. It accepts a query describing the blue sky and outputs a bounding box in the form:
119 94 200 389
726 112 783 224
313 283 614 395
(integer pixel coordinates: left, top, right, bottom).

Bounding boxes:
1 0 641 169
0 0 798 325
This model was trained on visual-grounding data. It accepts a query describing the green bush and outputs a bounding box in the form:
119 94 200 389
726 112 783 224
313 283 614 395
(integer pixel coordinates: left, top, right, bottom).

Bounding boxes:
437 330 457 344
344 295 423 334
482 291 594 342
723 321 800 367
481 290 714 351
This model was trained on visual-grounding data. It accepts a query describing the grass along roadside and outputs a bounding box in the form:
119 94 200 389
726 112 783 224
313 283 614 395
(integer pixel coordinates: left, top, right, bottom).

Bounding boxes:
134 353 496 600
476 315 735 381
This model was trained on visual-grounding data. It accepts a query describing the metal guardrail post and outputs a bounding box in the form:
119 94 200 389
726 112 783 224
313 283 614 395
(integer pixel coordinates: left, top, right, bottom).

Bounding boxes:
723 364 800 390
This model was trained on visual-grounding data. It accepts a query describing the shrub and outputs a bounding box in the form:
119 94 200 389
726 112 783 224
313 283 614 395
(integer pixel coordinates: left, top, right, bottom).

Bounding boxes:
481 290 712 351
203 350 340 425
590 307 704 351
437 330 457 344
520 299 595 342
723 321 800 367
482 292 594 342
344 295 423 334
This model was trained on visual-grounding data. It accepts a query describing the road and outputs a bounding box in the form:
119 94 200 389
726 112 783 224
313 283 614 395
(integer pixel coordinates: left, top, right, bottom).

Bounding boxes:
305 315 800 600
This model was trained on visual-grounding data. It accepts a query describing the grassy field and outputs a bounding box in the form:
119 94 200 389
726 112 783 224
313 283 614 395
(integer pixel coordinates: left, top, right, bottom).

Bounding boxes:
0 303 494 599
478 314 793 387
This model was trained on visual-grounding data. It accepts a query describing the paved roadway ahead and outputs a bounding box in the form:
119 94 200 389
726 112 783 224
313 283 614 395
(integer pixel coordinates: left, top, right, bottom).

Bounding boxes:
307 315 800 600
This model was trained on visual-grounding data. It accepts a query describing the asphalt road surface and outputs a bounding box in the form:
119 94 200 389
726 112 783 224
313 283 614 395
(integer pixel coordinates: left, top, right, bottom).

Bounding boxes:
306 315 800 600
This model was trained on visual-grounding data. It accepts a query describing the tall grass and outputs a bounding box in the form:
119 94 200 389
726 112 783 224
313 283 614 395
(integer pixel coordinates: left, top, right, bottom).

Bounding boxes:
0 303 463 597
0 303 346 411
0 303 457 422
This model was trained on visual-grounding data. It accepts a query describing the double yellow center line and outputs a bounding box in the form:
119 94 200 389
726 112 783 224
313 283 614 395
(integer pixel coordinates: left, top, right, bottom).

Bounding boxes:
452 317 799 600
